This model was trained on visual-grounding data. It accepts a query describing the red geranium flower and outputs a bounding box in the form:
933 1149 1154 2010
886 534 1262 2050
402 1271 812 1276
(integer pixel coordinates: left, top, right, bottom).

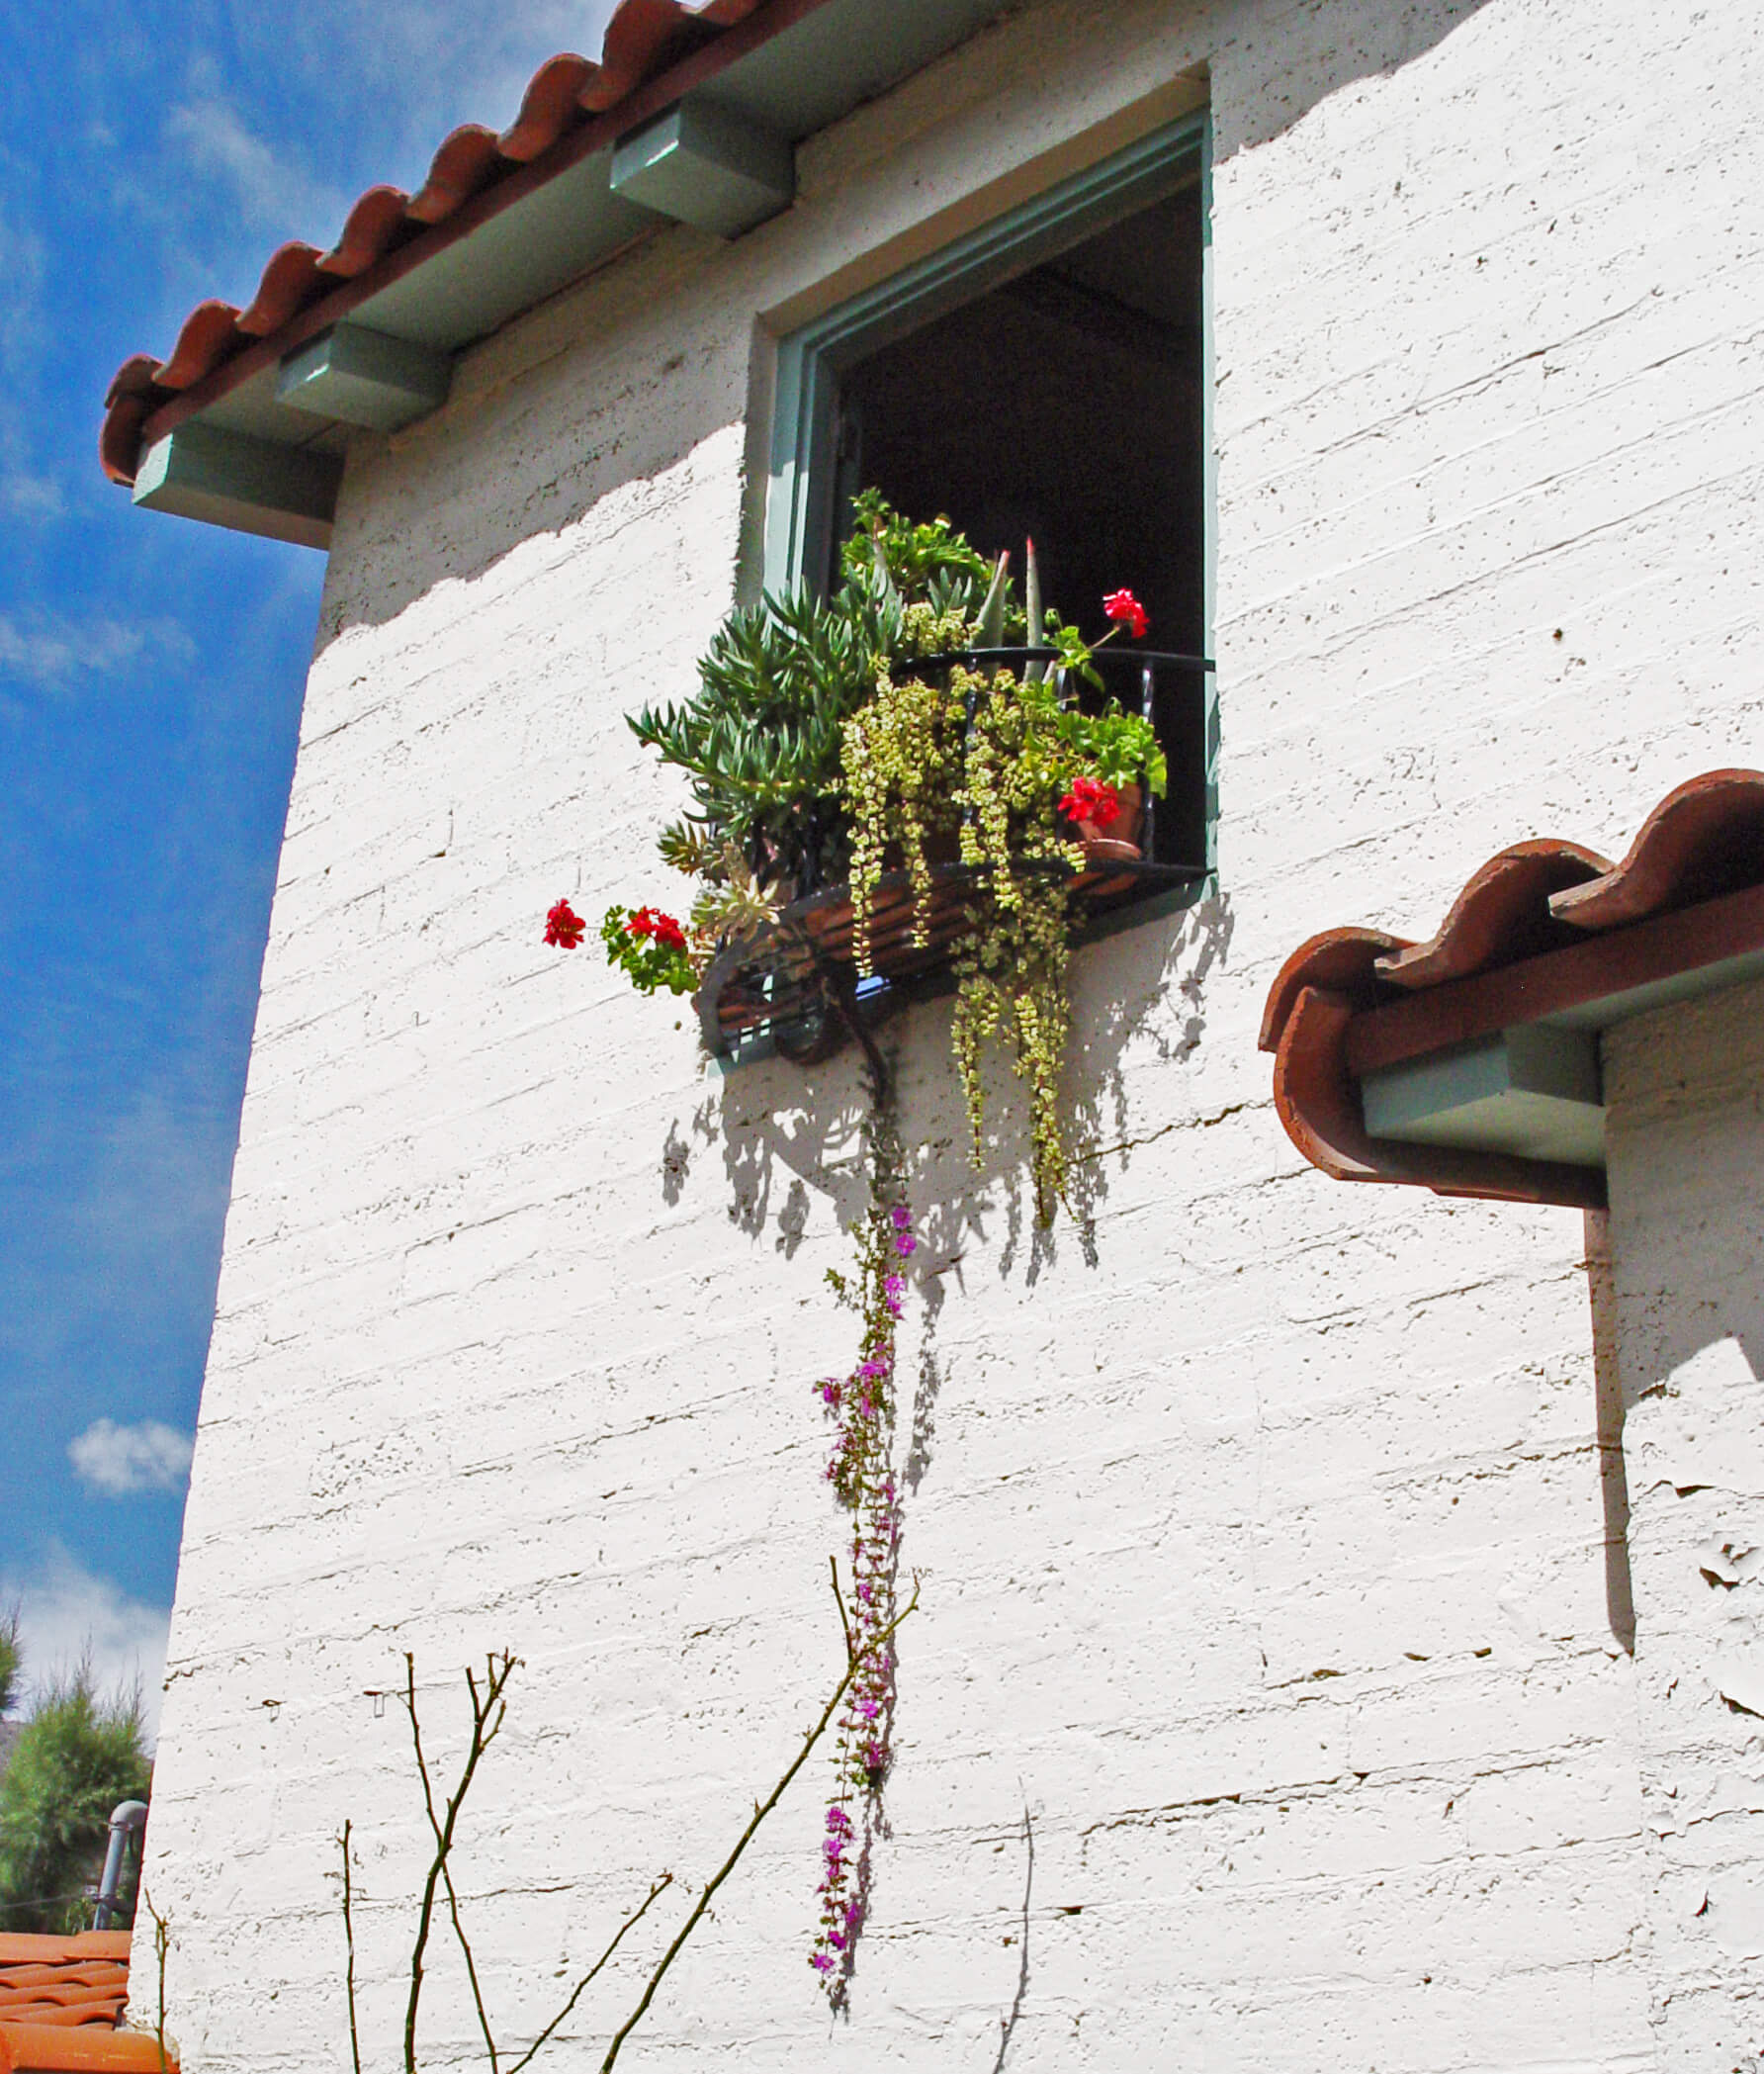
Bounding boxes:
1102 587 1149 640
626 906 687 952
544 898 586 948
1059 774 1120 829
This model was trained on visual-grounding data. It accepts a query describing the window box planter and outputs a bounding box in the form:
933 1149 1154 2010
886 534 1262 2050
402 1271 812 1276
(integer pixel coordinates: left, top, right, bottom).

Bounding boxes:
694 643 1211 1064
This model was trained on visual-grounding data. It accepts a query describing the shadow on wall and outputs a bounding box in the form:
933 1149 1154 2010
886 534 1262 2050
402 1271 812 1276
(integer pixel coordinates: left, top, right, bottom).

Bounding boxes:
1211 0 1498 160
311 227 750 647
657 887 1235 1297
1584 1208 1635 1654
308 0 1501 649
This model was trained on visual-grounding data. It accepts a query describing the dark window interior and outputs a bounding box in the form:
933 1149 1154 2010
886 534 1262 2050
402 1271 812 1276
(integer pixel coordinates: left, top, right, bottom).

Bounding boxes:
827 176 1206 866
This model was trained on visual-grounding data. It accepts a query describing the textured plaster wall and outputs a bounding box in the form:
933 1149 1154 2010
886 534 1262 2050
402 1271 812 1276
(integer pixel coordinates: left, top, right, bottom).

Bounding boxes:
143 0 1764 2067
1607 977 1764 2070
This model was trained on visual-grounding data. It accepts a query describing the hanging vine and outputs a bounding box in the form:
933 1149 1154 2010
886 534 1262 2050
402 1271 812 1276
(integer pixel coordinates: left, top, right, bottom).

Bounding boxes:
809 1109 914 1993
540 495 1174 2005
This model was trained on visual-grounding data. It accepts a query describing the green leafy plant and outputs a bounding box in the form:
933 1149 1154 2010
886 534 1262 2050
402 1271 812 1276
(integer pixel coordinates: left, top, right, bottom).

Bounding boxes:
1057 701 1167 796
627 584 893 894
0 1605 18 1720
599 906 695 996
625 490 1005 903
831 504 1160 1220
0 1655 151 1933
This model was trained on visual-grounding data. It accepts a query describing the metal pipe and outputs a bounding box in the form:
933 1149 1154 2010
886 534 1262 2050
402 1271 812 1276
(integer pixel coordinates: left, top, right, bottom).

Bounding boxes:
92 1800 148 1930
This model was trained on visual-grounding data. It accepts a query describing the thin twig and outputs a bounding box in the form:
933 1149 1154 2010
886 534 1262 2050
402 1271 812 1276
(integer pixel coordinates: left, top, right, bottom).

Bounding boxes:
599 1575 921 2073
338 1826 362 2074
438 1665 512 2074
503 1875 673 2074
401 1651 520 2074
829 1556 854 1664
138 1889 170 2074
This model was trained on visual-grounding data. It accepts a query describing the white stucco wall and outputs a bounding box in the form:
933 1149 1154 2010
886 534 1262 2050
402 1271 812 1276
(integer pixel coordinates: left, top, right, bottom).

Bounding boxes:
143 0 1764 2068
1607 976 1764 2071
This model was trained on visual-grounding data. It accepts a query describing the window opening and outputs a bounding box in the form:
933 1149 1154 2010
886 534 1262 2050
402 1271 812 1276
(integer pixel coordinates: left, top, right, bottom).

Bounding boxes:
825 180 1205 866
765 114 1211 875
702 116 1215 1064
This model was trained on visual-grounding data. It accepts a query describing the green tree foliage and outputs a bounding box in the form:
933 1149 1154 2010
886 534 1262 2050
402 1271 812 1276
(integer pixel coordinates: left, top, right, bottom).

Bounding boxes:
0 1606 19 1719
0 1661 151 1933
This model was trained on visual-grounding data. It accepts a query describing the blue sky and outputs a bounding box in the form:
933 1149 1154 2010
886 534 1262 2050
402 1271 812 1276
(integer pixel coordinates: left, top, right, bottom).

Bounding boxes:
0 0 618 1728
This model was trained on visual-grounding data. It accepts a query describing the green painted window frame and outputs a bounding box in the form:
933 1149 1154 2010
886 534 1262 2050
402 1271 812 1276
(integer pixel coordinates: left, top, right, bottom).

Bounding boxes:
761 108 1216 880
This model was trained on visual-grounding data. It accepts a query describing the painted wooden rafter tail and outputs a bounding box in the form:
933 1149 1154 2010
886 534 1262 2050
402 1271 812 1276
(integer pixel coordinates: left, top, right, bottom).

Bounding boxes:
98 0 776 485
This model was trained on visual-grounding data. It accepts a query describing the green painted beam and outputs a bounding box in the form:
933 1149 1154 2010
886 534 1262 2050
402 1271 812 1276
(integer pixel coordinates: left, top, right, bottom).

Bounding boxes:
132 423 341 550
276 323 453 432
1363 1024 1606 1169
610 96 794 238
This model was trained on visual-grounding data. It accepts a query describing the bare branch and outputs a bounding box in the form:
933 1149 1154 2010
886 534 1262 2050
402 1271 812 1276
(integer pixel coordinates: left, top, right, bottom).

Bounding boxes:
829 1556 854 1666
401 1651 522 2074
599 1577 921 2073
138 1890 171 2074
337 1827 362 2074
504 1875 673 2074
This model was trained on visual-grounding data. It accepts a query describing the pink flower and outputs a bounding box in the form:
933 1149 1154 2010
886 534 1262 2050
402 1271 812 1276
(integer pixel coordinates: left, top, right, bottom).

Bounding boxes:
1102 587 1149 639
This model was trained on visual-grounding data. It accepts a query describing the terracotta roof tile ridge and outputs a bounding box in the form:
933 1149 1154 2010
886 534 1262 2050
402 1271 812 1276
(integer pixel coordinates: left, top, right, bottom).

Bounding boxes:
1372 839 1611 990
1261 767 1764 1212
99 0 775 486
0 2023 178 2074
1549 766 1764 930
0 1939 131 1968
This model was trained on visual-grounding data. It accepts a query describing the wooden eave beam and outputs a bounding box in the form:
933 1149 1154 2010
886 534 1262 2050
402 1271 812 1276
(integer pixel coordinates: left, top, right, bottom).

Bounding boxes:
1344 881 1764 1081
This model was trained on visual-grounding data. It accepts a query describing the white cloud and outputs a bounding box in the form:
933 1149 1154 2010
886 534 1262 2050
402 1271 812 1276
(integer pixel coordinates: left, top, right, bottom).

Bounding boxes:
0 609 192 688
0 471 63 519
165 96 350 245
4 1549 170 1746
69 1419 195 1496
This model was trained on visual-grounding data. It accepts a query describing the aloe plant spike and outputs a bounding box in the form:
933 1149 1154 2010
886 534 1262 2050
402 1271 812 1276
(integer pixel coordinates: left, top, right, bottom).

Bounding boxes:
1023 537 1044 684
869 524 899 605
977 550 1010 649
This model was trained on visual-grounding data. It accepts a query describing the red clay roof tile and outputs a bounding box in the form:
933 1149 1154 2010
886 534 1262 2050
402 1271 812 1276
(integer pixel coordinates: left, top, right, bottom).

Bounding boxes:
99 0 776 486
1261 768 1764 1208
407 129 505 225
0 1936 132 2035
235 244 325 336
0 1935 177 2074
0 2025 175 2074
498 56 598 161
